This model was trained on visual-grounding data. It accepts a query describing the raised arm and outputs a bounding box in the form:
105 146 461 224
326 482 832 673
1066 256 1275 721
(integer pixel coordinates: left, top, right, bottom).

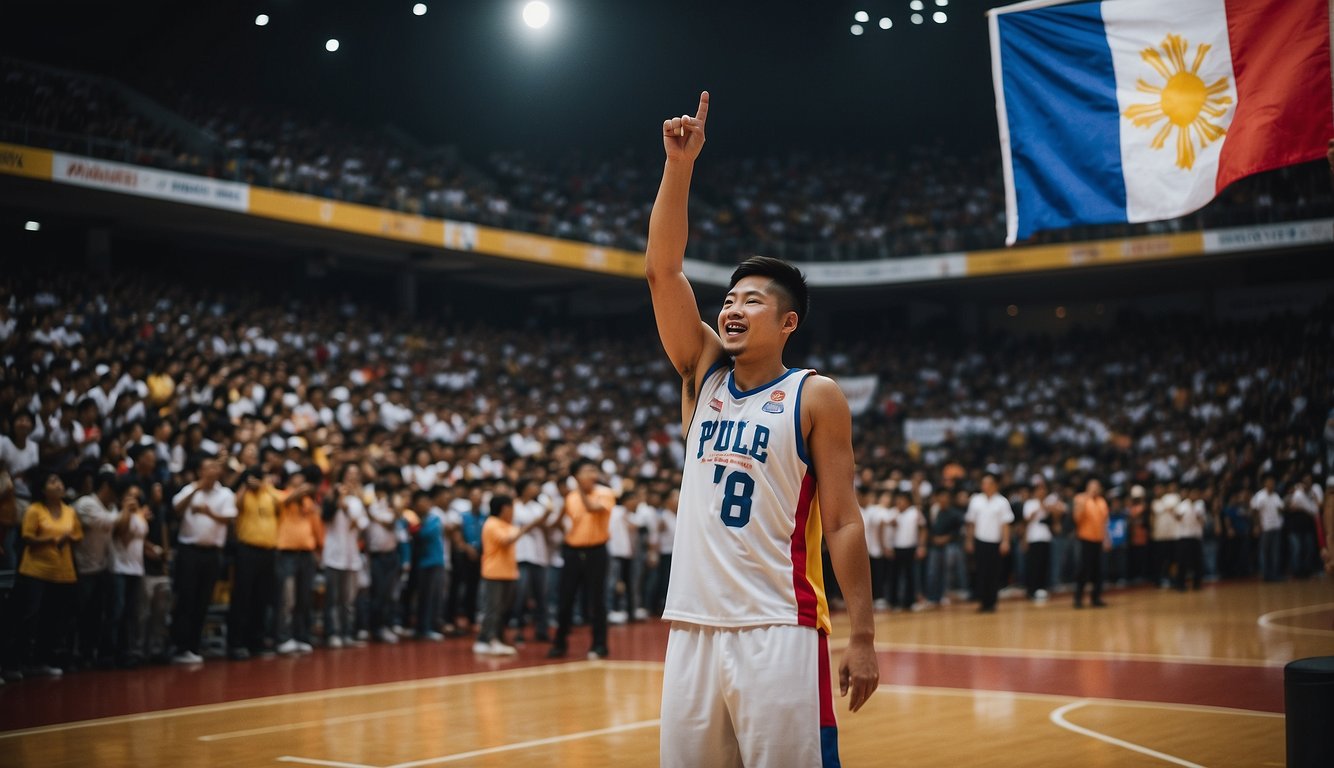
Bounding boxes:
646 91 725 426
805 375 878 713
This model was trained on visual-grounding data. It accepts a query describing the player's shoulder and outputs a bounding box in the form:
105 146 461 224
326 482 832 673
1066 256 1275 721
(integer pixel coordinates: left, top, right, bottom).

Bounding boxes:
798 373 849 408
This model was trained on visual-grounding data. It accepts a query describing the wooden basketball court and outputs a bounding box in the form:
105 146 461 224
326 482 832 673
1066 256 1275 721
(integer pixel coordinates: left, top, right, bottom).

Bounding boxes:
1 580 1328 767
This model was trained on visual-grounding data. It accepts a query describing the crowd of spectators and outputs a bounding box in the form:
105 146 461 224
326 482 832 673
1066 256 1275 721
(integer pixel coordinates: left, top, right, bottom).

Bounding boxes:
0 264 1328 681
4 58 1332 263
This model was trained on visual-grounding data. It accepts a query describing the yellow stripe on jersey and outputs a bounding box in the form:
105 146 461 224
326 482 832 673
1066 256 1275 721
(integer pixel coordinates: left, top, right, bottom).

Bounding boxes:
806 495 832 634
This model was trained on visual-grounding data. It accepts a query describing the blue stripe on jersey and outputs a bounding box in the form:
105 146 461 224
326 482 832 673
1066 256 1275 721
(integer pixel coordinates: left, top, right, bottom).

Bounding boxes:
793 371 812 468
726 367 802 400
820 726 841 768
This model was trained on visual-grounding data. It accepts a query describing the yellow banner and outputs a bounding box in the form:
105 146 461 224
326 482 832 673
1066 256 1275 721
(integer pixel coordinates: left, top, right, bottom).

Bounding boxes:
0 143 54 181
471 228 644 278
247 188 445 247
965 231 1206 276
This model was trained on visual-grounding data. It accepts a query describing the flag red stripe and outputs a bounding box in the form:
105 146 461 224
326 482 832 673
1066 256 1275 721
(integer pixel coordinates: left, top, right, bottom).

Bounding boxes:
790 472 818 627
1218 0 1333 191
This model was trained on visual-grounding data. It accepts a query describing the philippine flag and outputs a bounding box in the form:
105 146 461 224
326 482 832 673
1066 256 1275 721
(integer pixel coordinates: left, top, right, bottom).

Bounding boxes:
989 0 1333 244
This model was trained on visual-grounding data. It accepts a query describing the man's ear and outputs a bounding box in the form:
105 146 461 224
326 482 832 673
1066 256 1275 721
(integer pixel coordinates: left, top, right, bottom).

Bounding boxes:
782 311 799 336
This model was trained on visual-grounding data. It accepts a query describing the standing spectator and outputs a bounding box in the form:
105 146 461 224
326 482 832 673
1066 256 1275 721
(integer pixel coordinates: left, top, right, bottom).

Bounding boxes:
1073 478 1110 609
861 489 887 609
1105 491 1129 586
1 410 40 569
1046 486 1074 590
647 488 678 616
365 483 403 644
474 493 546 655
924 488 968 607
275 470 321 655
1023 478 1053 601
1222 488 1254 577
607 489 651 624
138 480 173 663
110 484 148 666
1251 475 1285 582
447 484 484 634
886 490 926 611
1126 485 1151 584
323 464 370 648
229 469 280 660
548 458 615 659
2 469 81 680
73 471 120 667
511 478 557 643
1173 487 1206 591
1152 483 1182 587
410 489 447 641
1286 475 1321 579
170 457 236 664
965 473 1013 614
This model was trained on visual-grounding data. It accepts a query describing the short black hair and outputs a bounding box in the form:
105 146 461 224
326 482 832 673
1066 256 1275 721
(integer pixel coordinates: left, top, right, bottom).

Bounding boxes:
728 256 809 330
489 494 513 517
570 457 598 476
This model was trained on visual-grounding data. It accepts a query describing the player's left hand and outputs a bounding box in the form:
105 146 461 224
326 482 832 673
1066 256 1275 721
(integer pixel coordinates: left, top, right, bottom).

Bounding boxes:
839 638 879 713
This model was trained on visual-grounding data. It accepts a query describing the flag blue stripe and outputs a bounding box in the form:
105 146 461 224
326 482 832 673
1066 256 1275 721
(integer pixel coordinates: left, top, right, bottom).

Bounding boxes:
998 1 1127 241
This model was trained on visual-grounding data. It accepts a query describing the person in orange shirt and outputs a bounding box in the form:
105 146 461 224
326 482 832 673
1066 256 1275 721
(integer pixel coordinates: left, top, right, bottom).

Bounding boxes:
547 458 617 660
474 494 547 656
1073 478 1111 609
2 468 83 679
275 470 324 655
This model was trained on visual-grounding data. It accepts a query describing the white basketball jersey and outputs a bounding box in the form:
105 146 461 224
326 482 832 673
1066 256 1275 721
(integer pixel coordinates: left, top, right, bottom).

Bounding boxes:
663 364 831 634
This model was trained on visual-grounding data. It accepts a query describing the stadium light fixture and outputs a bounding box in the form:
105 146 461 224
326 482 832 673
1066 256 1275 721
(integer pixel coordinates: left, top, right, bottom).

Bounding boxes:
522 1 551 29
24 220 40 232
1006 305 1019 317
933 11 947 23
413 3 427 16
1055 306 1068 319
854 11 869 23
911 13 923 24
325 38 340 52
910 0 924 10
255 14 269 27
879 17 892 29
850 24 864 36
936 0 949 6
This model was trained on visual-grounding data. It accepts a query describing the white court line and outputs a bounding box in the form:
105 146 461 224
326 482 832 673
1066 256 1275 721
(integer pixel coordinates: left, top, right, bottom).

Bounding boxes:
827 639 1283 668
1050 700 1206 768
0 661 605 739
1257 602 1334 638
380 719 661 768
877 683 1283 718
275 758 379 768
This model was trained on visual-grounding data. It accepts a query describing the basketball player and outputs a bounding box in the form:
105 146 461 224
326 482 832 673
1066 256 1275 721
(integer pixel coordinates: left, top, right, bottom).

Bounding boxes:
646 91 879 768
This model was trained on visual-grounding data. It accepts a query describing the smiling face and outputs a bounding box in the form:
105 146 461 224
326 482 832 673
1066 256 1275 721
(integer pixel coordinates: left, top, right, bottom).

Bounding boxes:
717 276 798 360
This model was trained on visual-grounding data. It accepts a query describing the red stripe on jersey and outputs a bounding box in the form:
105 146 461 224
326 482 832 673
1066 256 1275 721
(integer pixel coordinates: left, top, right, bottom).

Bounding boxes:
818 630 837 728
790 471 818 627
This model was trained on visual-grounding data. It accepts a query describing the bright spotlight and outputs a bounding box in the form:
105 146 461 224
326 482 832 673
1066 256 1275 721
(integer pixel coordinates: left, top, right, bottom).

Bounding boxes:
854 11 869 23
910 0 924 10
879 17 892 29
325 38 340 52
911 13 923 24
850 24 864 36
936 0 949 6
413 3 427 15
522 1 550 29
933 11 947 23
255 14 269 26
24 220 40 232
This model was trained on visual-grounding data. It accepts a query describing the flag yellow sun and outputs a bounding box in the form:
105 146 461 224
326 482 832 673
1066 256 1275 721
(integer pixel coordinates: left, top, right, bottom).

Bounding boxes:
1123 34 1233 170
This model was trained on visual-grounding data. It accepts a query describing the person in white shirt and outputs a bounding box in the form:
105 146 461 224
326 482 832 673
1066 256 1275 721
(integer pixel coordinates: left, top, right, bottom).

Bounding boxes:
1023 478 1054 600
169 457 237 664
365 485 403 644
511 478 559 642
1 410 40 568
1173 487 1205 591
1286 476 1321 579
1250 475 1285 581
647 488 678 616
607 489 654 624
966 473 1014 613
885 491 926 611
859 489 887 610
74 472 121 666
1152 483 1182 587
111 485 149 666
324 464 370 649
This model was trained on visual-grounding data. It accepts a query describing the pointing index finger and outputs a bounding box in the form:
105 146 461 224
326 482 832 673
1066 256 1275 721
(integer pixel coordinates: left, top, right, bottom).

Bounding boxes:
695 90 709 125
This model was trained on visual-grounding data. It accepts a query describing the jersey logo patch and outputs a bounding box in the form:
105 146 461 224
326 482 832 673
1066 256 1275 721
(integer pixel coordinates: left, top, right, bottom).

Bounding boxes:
762 401 785 414
770 390 786 402
709 398 723 412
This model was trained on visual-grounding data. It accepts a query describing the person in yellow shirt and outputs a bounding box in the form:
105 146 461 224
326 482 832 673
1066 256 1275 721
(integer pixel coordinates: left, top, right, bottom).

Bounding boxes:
1073 478 1111 609
2 469 83 679
475 494 547 656
229 469 282 659
275 470 323 655
547 459 617 660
